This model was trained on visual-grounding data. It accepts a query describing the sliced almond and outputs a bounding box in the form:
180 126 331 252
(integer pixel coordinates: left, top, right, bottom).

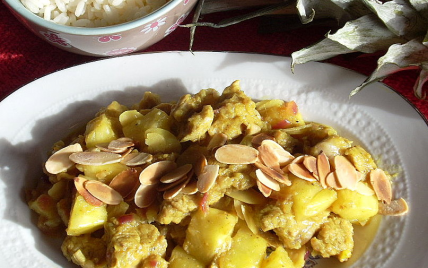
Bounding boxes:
303 155 318 179
207 133 228 151
121 152 153 166
255 169 280 191
325 172 342 189
215 144 259 164
369 168 392 204
108 137 134 151
317 152 330 188
139 161 177 185
134 183 158 208
245 123 262 136
157 175 188 192
45 143 83 174
160 164 193 184
181 179 199 195
257 180 273 197
258 143 281 172
234 199 245 220
226 188 266 204
197 164 220 193
288 163 317 182
260 140 294 166
74 177 103 206
164 176 191 199
194 154 208 177
378 198 409 216
84 180 123 205
255 161 291 186
251 133 274 148
355 181 375 196
69 151 122 166
109 168 140 198
334 155 359 190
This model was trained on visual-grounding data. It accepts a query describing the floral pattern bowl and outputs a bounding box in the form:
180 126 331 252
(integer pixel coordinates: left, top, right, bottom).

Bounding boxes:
2 0 197 57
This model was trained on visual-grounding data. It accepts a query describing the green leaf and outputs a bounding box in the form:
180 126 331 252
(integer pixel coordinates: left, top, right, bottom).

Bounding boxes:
327 14 406 53
350 39 428 98
362 0 427 38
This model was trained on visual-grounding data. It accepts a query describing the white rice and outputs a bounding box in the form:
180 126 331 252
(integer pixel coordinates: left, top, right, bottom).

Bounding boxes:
21 0 169 27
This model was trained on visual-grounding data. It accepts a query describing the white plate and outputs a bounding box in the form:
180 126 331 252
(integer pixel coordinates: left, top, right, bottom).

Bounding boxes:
0 52 427 268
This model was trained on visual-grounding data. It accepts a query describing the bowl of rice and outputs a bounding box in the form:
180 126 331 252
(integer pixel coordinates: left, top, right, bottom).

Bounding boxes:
3 0 197 56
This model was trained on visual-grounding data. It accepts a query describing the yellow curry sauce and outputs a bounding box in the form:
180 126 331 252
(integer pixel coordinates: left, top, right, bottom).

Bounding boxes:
26 81 407 268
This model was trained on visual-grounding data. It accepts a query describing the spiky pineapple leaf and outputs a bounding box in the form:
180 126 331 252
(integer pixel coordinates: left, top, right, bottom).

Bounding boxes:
362 0 426 38
350 39 428 98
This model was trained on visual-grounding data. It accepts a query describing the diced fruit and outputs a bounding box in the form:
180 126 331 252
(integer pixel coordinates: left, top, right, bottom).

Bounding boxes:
145 128 181 154
261 246 294 268
331 189 379 223
256 100 304 129
67 193 107 236
286 176 323 220
79 162 128 184
304 189 337 217
85 113 121 149
183 207 238 265
218 225 267 268
169 246 205 268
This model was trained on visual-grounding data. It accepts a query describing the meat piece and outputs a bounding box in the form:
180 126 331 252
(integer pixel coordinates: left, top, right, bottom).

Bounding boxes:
61 235 107 268
310 216 354 262
104 215 167 268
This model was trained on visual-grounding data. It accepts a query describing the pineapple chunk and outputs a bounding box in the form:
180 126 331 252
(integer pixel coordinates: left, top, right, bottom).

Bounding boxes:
286 177 323 220
256 100 304 129
145 128 181 154
67 193 107 236
79 162 128 184
261 246 294 268
331 189 378 223
218 225 267 268
169 246 205 268
183 208 238 265
85 113 121 149
304 188 337 217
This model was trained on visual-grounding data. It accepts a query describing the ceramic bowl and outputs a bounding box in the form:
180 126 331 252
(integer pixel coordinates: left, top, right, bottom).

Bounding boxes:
2 0 197 57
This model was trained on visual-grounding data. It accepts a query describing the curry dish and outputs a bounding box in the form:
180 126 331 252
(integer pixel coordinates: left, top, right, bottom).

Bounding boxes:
27 81 408 268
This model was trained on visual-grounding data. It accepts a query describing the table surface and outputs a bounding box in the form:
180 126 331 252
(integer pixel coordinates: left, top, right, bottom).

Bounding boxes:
1 3 427 122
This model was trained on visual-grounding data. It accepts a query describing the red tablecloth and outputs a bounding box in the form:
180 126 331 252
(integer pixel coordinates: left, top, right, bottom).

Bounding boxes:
1 2 427 121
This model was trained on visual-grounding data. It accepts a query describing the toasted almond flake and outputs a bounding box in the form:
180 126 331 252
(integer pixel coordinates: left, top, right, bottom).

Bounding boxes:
226 188 266 204
160 164 193 184
181 179 198 195
45 143 83 174
317 152 330 188
139 161 177 185
69 151 122 166
215 144 259 164
251 133 274 148
290 155 304 164
334 155 359 190
378 198 409 216
121 152 153 166
134 183 158 208
241 204 259 235
257 180 273 197
288 163 317 182
255 169 280 191
245 123 262 136
369 168 392 204
325 172 342 189
234 200 245 219
197 164 220 193
108 137 134 151
258 143 281 172
109 168 140 198
255 161 291 186
355 181 375 196
207 133 228 151
194 154 208 177
163 176 191 199
260 140 294 166
303 155 318 178
84 180 123 205
157 175 188 192
74 177 103 206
